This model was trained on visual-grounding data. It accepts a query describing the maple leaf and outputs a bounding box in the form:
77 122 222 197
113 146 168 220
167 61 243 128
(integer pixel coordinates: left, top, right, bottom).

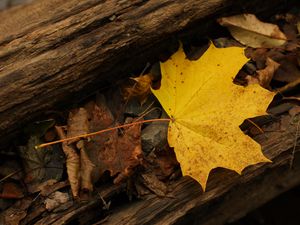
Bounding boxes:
151 43 275 190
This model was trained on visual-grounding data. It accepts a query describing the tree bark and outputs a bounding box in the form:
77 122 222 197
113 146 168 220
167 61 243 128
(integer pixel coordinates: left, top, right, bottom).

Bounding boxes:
0 0 294 146
28 114 300 225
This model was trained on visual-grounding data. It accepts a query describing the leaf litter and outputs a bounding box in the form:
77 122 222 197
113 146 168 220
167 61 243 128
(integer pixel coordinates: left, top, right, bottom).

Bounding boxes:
2 8 300 224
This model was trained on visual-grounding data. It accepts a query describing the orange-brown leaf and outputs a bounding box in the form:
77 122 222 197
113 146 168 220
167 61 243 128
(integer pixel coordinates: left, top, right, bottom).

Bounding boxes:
123 74 153 105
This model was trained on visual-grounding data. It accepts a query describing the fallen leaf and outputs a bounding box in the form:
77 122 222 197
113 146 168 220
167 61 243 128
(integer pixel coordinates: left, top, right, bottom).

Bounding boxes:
218 14 287 48
123 74 153 105
112 118 142 184
58 95 143 197
151 43 275 190
84 97 143 184
19 120 64 188
77 140 95 192
140 173 167 197
273 56 300 83
55 126 80 198
246 57 280 88
67 108 89 144
257 58 279 88
44 191 69 211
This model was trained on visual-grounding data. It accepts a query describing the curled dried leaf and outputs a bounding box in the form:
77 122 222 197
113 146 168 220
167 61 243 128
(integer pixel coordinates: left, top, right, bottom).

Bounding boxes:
55 126 80 198
78 140 95 192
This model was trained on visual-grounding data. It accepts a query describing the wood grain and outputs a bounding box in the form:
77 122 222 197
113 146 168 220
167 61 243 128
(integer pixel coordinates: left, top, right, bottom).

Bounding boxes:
0 0 292 146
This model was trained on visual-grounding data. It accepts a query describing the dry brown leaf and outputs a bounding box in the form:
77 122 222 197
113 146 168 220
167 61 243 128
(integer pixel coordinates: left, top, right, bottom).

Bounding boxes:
44 191 69 211
256 58 280 88
123 74 153 105
84 97 143 184
140 173 167 197
56 95 143 197
67 108 89 144
246 57 280 88
218 14 287 48
77 140 95 192
273 56 300 83
55 126 80 198
113 119 142 184
154 147 179 179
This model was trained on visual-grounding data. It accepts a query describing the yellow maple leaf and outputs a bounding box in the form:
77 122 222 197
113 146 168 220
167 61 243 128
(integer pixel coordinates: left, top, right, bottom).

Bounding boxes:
151 43 275 190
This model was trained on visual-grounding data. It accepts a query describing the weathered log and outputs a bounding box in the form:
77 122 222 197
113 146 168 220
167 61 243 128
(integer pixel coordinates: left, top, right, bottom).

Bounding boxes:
0 0 295 147
30 113 300 225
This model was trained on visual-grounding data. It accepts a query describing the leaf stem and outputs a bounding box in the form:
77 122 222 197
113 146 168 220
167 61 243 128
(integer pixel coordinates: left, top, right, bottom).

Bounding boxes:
36 118 171 149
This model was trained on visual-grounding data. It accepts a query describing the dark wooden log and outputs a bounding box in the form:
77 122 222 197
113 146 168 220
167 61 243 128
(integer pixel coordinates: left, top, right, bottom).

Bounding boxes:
29 113 300 225
0 0 294 146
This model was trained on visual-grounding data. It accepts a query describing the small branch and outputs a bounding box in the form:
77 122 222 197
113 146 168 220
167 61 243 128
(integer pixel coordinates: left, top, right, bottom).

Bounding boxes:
37 118 171 149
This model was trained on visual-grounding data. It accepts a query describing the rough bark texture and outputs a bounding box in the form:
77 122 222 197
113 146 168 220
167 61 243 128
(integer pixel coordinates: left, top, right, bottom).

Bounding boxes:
30 113 300 225
0 0 293 147
105 116 300 225
1 0 299 224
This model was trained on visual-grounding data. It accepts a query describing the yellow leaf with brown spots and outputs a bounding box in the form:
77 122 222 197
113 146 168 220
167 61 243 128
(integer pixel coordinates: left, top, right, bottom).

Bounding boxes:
151 43 275 190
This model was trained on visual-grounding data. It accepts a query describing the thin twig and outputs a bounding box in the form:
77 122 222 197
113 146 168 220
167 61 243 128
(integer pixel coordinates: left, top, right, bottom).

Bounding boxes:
37 118 171 149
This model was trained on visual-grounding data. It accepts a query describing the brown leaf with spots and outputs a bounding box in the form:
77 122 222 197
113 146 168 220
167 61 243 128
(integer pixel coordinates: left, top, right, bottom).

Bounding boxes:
84 96 143 184
56 95 143 197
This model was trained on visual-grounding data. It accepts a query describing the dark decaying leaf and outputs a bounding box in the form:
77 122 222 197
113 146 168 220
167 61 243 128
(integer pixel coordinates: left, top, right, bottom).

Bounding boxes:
140 173 167 197
84 96 143 185
19 120 64 190
57 94 143 197
0 182 24 199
